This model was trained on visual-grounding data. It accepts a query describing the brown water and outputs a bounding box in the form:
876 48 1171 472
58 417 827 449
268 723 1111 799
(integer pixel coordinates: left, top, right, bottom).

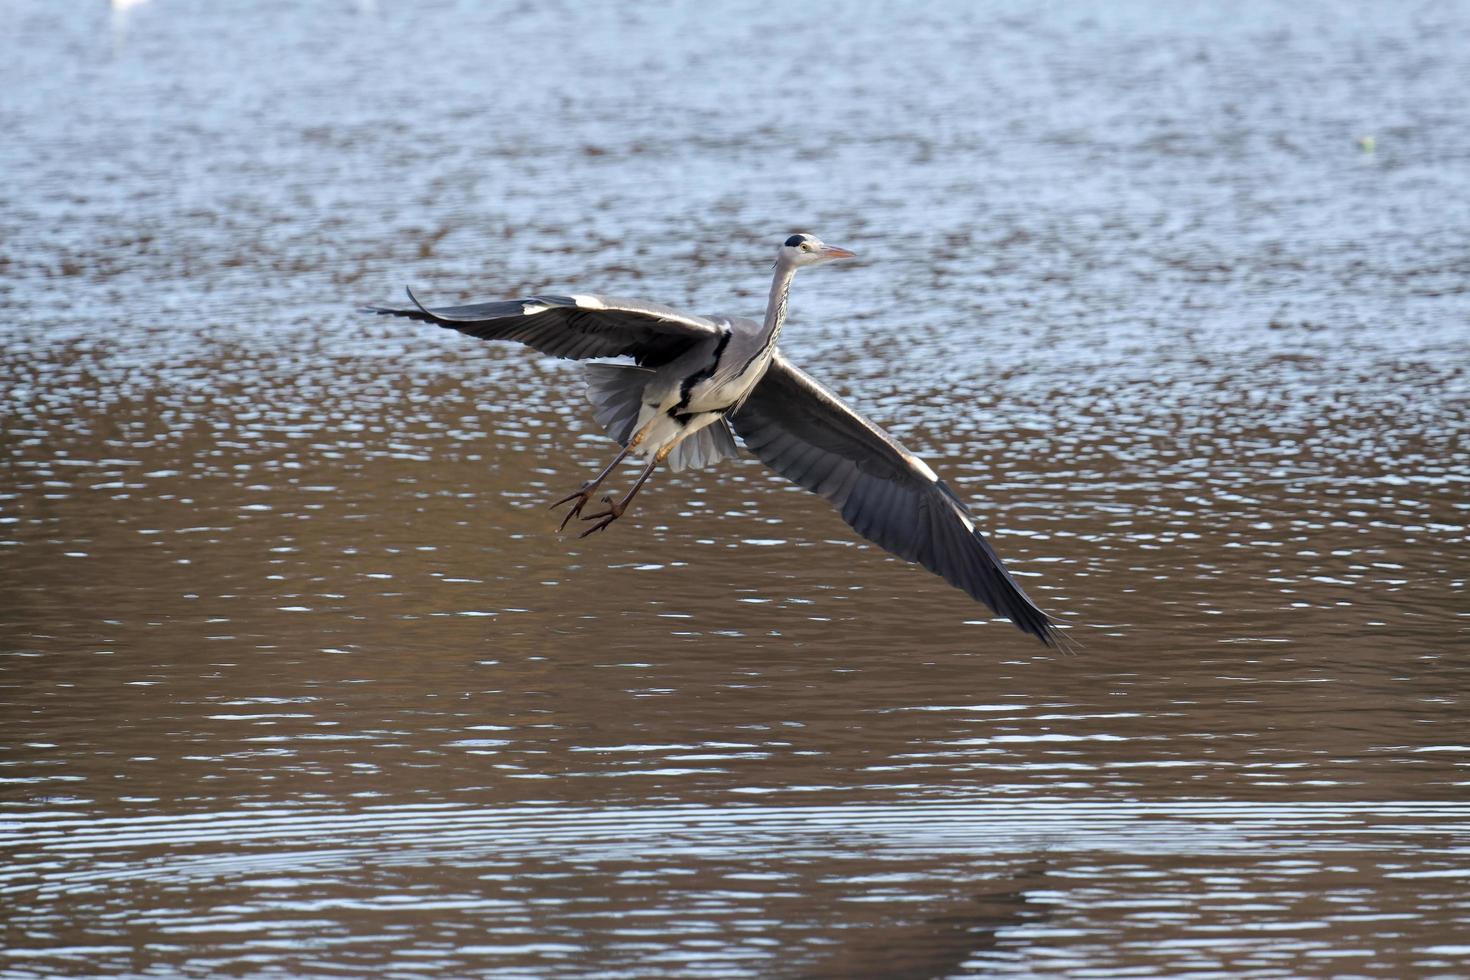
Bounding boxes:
3 1 1468 976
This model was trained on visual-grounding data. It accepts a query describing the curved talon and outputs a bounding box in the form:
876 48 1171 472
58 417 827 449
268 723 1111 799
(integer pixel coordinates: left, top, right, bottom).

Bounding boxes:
557 497 589 531
549 483 601 532
578 496 627 538
579 514 617 538
548 448 633 533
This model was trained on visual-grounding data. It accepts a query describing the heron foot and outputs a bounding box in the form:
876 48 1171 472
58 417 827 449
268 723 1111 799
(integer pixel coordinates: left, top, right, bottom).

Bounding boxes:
578 494 628 538
549 484 597 532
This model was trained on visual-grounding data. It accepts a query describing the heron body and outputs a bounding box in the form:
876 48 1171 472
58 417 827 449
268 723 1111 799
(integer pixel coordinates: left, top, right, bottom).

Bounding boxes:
580 235 828 471
365 233 1066 647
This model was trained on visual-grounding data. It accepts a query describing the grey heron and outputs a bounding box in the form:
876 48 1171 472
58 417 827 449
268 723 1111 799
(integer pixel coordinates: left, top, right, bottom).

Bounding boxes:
365 233 1064 646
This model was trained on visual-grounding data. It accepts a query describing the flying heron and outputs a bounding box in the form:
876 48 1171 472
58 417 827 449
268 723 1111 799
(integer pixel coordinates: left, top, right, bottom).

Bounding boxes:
365 233 1064 646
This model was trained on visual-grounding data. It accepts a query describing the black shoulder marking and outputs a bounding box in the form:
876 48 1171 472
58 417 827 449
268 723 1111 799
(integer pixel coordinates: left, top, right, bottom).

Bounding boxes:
784 234 806 248
676 330 733 410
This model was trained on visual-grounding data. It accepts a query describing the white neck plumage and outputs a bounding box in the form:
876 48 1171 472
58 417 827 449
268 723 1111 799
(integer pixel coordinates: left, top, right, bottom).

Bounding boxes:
761 262 797 349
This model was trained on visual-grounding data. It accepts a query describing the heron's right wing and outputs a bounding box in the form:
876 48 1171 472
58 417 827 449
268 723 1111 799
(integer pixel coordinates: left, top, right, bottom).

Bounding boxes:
730 352 1063 647
363 289 724 366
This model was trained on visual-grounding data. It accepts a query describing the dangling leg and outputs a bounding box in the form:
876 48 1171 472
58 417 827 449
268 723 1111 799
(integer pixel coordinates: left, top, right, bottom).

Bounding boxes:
578 455 660 538
577 415 731 538
549 446 630 532
578 425 701 538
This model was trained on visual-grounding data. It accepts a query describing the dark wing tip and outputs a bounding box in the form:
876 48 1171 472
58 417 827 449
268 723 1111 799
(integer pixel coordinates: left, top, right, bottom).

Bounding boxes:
360 304 420 319
1016 602 1075 652
1048 624 1082 655
946 493 1069 650
1009 588 1078 654
358 288 436 323
405 285 432 315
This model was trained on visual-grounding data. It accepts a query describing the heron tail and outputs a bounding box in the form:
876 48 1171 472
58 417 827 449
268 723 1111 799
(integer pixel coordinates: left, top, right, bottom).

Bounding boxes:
584 363 655 448
664 418 740 473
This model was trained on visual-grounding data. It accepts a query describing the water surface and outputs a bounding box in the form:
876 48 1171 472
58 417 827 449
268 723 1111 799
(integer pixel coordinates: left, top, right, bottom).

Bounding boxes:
2 1 1468 976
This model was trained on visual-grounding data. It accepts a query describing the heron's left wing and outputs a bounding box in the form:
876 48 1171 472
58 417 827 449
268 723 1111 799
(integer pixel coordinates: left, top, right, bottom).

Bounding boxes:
364 289 724 366
730 352 1063 647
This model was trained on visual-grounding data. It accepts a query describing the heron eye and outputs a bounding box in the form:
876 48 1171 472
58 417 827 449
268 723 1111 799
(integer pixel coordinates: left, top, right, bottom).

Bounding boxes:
800 243 814 252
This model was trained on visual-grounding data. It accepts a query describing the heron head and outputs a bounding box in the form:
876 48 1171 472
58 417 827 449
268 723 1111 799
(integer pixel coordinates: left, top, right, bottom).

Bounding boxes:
779 233 856 269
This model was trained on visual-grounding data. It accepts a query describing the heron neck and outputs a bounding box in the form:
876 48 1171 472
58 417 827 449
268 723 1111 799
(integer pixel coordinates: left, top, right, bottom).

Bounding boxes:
761 263 797 347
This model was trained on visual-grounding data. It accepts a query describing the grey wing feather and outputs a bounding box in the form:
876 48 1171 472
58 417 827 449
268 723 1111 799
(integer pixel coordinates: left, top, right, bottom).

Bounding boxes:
664 419 740 473
583 362 653 447
363 288 723 366
730 353 1063 647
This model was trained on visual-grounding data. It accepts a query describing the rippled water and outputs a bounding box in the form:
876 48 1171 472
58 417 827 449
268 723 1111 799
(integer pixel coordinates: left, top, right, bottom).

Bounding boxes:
3 1 1468 976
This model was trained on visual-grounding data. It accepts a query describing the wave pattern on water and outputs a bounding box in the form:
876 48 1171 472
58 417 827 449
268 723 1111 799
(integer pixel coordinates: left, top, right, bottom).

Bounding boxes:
3 801 1467 977
3 0 1469 976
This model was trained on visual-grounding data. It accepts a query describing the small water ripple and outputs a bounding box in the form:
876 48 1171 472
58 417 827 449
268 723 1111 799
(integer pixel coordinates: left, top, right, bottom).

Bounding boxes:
2 801 1466 977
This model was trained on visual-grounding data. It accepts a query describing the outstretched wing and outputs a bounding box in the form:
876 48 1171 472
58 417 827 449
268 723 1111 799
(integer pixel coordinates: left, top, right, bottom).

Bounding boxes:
364 288 724 366
731 352 1063 647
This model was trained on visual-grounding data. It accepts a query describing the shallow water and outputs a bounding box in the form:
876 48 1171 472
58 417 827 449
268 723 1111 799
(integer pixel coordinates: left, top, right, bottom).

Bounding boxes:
2 1 1468 976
